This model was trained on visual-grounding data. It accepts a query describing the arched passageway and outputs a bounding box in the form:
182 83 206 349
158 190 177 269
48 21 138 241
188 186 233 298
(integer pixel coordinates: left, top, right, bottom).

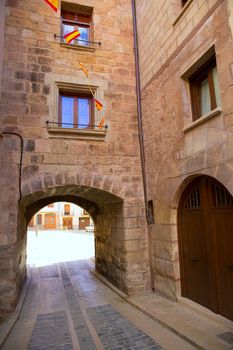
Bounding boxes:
20 185 125 290
27 201 95 267
178 175 233 321
0 177 150 318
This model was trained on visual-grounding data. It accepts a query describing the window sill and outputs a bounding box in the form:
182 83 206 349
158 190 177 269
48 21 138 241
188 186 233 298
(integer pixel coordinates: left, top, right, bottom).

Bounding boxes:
47 126 107 141
183 107 222 133
60 42 95 52
173 0 194 26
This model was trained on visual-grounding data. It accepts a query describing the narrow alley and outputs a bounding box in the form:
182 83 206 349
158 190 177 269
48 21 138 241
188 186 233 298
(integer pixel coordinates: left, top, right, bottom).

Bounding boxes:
1 259 196 350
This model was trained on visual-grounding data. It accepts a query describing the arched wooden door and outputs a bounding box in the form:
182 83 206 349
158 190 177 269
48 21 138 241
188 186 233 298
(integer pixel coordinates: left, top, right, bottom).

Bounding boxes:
178 176 233 321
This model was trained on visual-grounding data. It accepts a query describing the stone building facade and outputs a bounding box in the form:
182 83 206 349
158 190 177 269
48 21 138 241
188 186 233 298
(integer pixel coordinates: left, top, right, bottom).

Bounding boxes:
29 202 90 230
136 0 233 321
0 0 150 317
1 0 233 323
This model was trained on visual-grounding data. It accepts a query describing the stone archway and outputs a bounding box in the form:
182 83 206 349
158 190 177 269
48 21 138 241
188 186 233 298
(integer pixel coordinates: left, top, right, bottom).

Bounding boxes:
0 174 150 318
20 184 125 291
147 129 233 301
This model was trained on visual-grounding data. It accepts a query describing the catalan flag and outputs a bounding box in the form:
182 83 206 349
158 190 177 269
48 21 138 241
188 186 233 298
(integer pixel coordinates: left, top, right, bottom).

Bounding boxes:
99 117 105 129
79 63 89 78
95 99 103 111
64 30 80 44
44 0 58 12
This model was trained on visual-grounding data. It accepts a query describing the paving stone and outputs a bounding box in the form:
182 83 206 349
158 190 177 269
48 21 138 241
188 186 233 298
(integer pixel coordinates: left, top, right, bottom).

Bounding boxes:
27 311 73 350
59 263 97 350
39 265 59 279
217 331 233 344
87 304 163 350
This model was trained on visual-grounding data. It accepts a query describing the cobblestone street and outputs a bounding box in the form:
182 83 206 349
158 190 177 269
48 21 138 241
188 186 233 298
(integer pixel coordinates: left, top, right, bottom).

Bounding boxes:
2 258 195 350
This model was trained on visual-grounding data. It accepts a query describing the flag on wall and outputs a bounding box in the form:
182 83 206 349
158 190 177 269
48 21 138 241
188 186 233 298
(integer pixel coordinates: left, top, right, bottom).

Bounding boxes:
94 99 103 111
79 63 89 78
64 30 80 44
98 117 105 129
44 0 58 12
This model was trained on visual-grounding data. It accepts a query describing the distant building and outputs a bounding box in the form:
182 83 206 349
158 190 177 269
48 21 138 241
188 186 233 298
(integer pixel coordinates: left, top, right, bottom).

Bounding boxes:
29 202 91 230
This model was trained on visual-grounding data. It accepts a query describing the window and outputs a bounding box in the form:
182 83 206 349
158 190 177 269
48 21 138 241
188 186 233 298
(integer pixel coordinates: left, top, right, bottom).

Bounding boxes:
36 214 42 225
59 91 94 129
47 81 107 138
189 57 221 121
64 204 70 215
61 3 93 47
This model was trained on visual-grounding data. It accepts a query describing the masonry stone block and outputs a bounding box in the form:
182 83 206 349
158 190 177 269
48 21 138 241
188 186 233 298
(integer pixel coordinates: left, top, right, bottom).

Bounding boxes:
3 0 232 320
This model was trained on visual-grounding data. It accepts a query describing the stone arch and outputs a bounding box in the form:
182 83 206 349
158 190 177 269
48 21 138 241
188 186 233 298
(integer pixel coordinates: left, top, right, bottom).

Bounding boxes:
153 129 233 220
1 169 149 317
21 171 126 202
19 181 125 288
4 171 150 318
22 184 123 226
150 129 233 300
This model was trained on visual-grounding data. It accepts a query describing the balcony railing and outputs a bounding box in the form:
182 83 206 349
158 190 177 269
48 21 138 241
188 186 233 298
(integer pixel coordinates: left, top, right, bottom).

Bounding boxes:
46 121 108 130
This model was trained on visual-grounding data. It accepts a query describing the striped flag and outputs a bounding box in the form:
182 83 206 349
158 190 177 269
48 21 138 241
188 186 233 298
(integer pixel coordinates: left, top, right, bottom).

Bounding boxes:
95 99 103 111
44 0 58 12
99 117 105 129
64 30 80 44
79 63 89 78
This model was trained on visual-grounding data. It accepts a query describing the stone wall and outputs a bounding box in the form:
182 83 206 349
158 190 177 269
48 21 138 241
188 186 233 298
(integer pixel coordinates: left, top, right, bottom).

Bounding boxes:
0 0 150 317
0 0 6 97
136 0 226 88
136 0 233 298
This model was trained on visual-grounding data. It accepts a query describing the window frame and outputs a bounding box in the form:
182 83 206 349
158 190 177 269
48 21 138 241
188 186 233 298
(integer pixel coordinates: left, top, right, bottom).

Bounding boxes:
61 10 92 47
189 57 220 121
58 90 94 129
64 204 70 215
37 214 42 225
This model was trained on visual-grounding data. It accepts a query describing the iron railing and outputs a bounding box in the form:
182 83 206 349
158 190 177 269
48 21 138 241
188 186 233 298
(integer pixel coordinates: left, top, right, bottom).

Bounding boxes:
46 121 108 129
54 34 101 47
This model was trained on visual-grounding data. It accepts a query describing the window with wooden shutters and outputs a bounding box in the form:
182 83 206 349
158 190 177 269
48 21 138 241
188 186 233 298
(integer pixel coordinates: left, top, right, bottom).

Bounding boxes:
189 57 221 121
64 204 70 215
37 214 42 225
61 2 93 47
59 91 94 129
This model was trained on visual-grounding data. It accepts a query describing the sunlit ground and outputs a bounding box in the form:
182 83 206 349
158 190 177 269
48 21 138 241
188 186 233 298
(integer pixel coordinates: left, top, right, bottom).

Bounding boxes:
27 229 95 267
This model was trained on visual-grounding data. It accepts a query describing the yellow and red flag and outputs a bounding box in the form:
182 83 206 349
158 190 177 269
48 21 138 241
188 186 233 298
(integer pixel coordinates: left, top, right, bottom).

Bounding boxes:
64 30 80 44
79 63 89 78
44 0 58 12
98 117 105 129
95 99 103 111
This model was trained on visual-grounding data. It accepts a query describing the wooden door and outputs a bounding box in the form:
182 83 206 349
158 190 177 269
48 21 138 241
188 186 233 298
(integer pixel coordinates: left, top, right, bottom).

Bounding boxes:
79 217 90 230
209 180 233 321
63 217 73 229
179 176 233 321
179 178 212 309
45 214 56 229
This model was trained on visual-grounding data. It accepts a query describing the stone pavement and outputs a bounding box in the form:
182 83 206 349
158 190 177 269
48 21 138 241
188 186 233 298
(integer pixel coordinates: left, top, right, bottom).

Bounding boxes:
0 259 233 350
